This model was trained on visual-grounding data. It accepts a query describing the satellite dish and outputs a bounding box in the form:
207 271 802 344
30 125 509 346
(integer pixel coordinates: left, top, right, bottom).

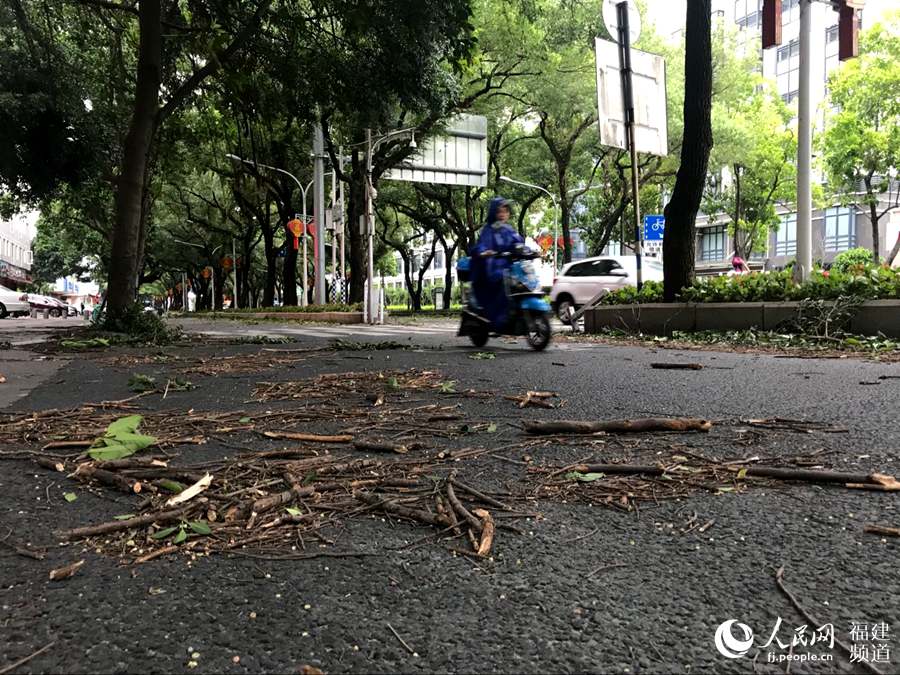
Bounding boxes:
602 0 641 44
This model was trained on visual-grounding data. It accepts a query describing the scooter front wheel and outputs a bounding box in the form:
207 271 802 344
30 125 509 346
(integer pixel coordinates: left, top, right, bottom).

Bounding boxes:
469 327 489 348
526 313 551 351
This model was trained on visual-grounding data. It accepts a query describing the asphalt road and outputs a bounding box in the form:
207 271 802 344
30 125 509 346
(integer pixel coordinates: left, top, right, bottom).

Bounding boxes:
1 317 898 674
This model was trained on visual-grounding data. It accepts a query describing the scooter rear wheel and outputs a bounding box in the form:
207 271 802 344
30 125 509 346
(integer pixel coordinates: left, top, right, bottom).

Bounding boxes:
527 314 551 351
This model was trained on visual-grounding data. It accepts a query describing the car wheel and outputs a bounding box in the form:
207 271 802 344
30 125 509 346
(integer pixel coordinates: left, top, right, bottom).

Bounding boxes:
0 303 7 319
555 295 575 324
50 308 61 318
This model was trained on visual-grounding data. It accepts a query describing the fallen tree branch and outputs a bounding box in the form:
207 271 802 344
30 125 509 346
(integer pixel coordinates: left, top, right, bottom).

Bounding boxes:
445 479 483 533
356 492 451 528
864 524 900 537
450 478 512 511
651 362 703 370
473 508 495 556
262 431 353 443
58 506 192 541
352 440 408 454
524 417 712 435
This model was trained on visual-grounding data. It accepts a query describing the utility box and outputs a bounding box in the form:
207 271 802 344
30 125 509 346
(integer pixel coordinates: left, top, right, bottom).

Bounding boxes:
433 287 445 310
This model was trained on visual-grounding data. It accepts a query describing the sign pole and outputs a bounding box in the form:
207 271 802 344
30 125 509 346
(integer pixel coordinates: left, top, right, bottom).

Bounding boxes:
616 1 643 291
313 122 327 304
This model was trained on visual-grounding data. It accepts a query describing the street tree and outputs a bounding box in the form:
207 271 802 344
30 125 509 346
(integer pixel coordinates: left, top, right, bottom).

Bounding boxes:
663 0 713 301
821 15 900 262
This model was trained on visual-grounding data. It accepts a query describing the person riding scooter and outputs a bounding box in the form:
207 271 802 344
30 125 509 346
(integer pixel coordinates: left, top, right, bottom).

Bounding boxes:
469 197 524 331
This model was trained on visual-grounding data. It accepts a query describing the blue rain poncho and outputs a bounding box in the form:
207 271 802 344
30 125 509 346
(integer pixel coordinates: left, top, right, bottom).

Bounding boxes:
470 197 524 331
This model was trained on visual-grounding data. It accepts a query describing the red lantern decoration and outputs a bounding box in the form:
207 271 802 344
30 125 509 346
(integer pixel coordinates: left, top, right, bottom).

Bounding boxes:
287 218 304 250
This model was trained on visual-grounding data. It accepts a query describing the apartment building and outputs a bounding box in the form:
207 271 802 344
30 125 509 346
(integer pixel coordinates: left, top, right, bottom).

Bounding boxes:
0 211 36 288
694 0 900 274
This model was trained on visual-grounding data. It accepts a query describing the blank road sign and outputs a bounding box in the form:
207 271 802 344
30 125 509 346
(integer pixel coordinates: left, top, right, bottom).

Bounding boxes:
595 38 668 157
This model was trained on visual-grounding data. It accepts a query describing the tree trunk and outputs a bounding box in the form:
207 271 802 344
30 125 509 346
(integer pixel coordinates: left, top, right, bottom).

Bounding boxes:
560 198 573 263
106 0 162 319
887 230 900 267
346 152 367 304
262 227 277 307
864 177 880 261
663 0 713 302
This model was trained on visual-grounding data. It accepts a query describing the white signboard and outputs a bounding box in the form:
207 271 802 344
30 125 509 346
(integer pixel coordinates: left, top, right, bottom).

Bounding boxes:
595 38 668 157
385 114 488 188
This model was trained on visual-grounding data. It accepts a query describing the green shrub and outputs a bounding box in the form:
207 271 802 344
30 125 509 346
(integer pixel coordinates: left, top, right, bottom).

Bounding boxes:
832 247 873 274
99 304 182 345
601 280 664 304
600 264 900 305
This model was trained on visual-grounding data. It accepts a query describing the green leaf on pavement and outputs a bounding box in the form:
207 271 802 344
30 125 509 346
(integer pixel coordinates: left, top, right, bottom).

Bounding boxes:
114 514 135 521
239 417 252 423
736 468 748 479
188 521 211 535
486 423 497 433
173 528 188 544
564 471 606 482
285 507 304 517
469 352 495 360
157 479 185 493
151 526 179 540
64 492 77 502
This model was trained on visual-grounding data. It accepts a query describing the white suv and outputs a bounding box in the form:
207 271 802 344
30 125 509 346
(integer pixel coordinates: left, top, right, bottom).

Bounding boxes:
549 255 664 322
0 284 30 318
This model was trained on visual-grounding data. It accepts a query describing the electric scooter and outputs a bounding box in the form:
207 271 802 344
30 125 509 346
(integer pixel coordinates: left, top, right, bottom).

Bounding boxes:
457 244 553 351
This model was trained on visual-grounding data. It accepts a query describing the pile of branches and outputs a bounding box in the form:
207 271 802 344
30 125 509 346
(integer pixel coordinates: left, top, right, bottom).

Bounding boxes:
44 449 521 563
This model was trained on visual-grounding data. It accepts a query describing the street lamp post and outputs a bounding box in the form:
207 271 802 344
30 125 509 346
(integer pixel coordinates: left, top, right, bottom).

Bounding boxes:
173 239 223 310
365 127 417 324
226 153 319 307
500 176 560 271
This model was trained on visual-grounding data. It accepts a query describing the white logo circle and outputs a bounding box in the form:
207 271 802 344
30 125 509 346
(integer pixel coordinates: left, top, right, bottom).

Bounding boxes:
715 620 755 659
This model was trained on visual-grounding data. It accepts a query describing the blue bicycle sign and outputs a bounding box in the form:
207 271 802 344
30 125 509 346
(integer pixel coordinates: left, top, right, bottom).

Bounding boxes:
643 215 665 241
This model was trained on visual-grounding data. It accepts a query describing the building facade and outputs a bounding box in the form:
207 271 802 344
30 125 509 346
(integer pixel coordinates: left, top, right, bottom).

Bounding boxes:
692 0 899 274
0 211 36 288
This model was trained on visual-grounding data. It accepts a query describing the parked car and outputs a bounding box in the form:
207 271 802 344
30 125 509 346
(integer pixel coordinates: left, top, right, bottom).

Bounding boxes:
27 294 69 318
0 284 30 318
549 255 665 323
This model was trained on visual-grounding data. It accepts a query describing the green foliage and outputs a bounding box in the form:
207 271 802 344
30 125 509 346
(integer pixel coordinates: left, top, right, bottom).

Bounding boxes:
820 15 900 257
601 280 665 304
88 415 157 462
128 374 157 393
831 248 874 274
101 304 183 345
601 266 900 304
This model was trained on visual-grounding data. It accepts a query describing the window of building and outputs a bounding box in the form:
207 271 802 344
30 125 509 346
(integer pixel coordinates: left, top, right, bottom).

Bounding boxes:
824 206 856 251
782 90 799 105
775 213 797 256
776 38 800 101
699 226 727 262
783 0 800 24
826 24 839 44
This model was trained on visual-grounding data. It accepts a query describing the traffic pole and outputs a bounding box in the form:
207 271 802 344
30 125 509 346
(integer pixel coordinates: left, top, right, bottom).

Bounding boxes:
313 122 327 304
795 0 813 281
617 1 643 291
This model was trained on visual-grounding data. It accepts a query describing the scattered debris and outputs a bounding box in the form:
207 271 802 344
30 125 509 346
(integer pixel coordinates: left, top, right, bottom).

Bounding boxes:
524 417 713 435
49 559 84 581
504 391 560 409
864 524 900 537
469 352 495 360
650 362 704 370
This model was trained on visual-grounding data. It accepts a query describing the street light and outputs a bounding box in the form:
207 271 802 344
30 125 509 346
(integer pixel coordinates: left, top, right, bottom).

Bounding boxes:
226 153 323 307
365 127 417 323
172 239 223 311
500 175 560 272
